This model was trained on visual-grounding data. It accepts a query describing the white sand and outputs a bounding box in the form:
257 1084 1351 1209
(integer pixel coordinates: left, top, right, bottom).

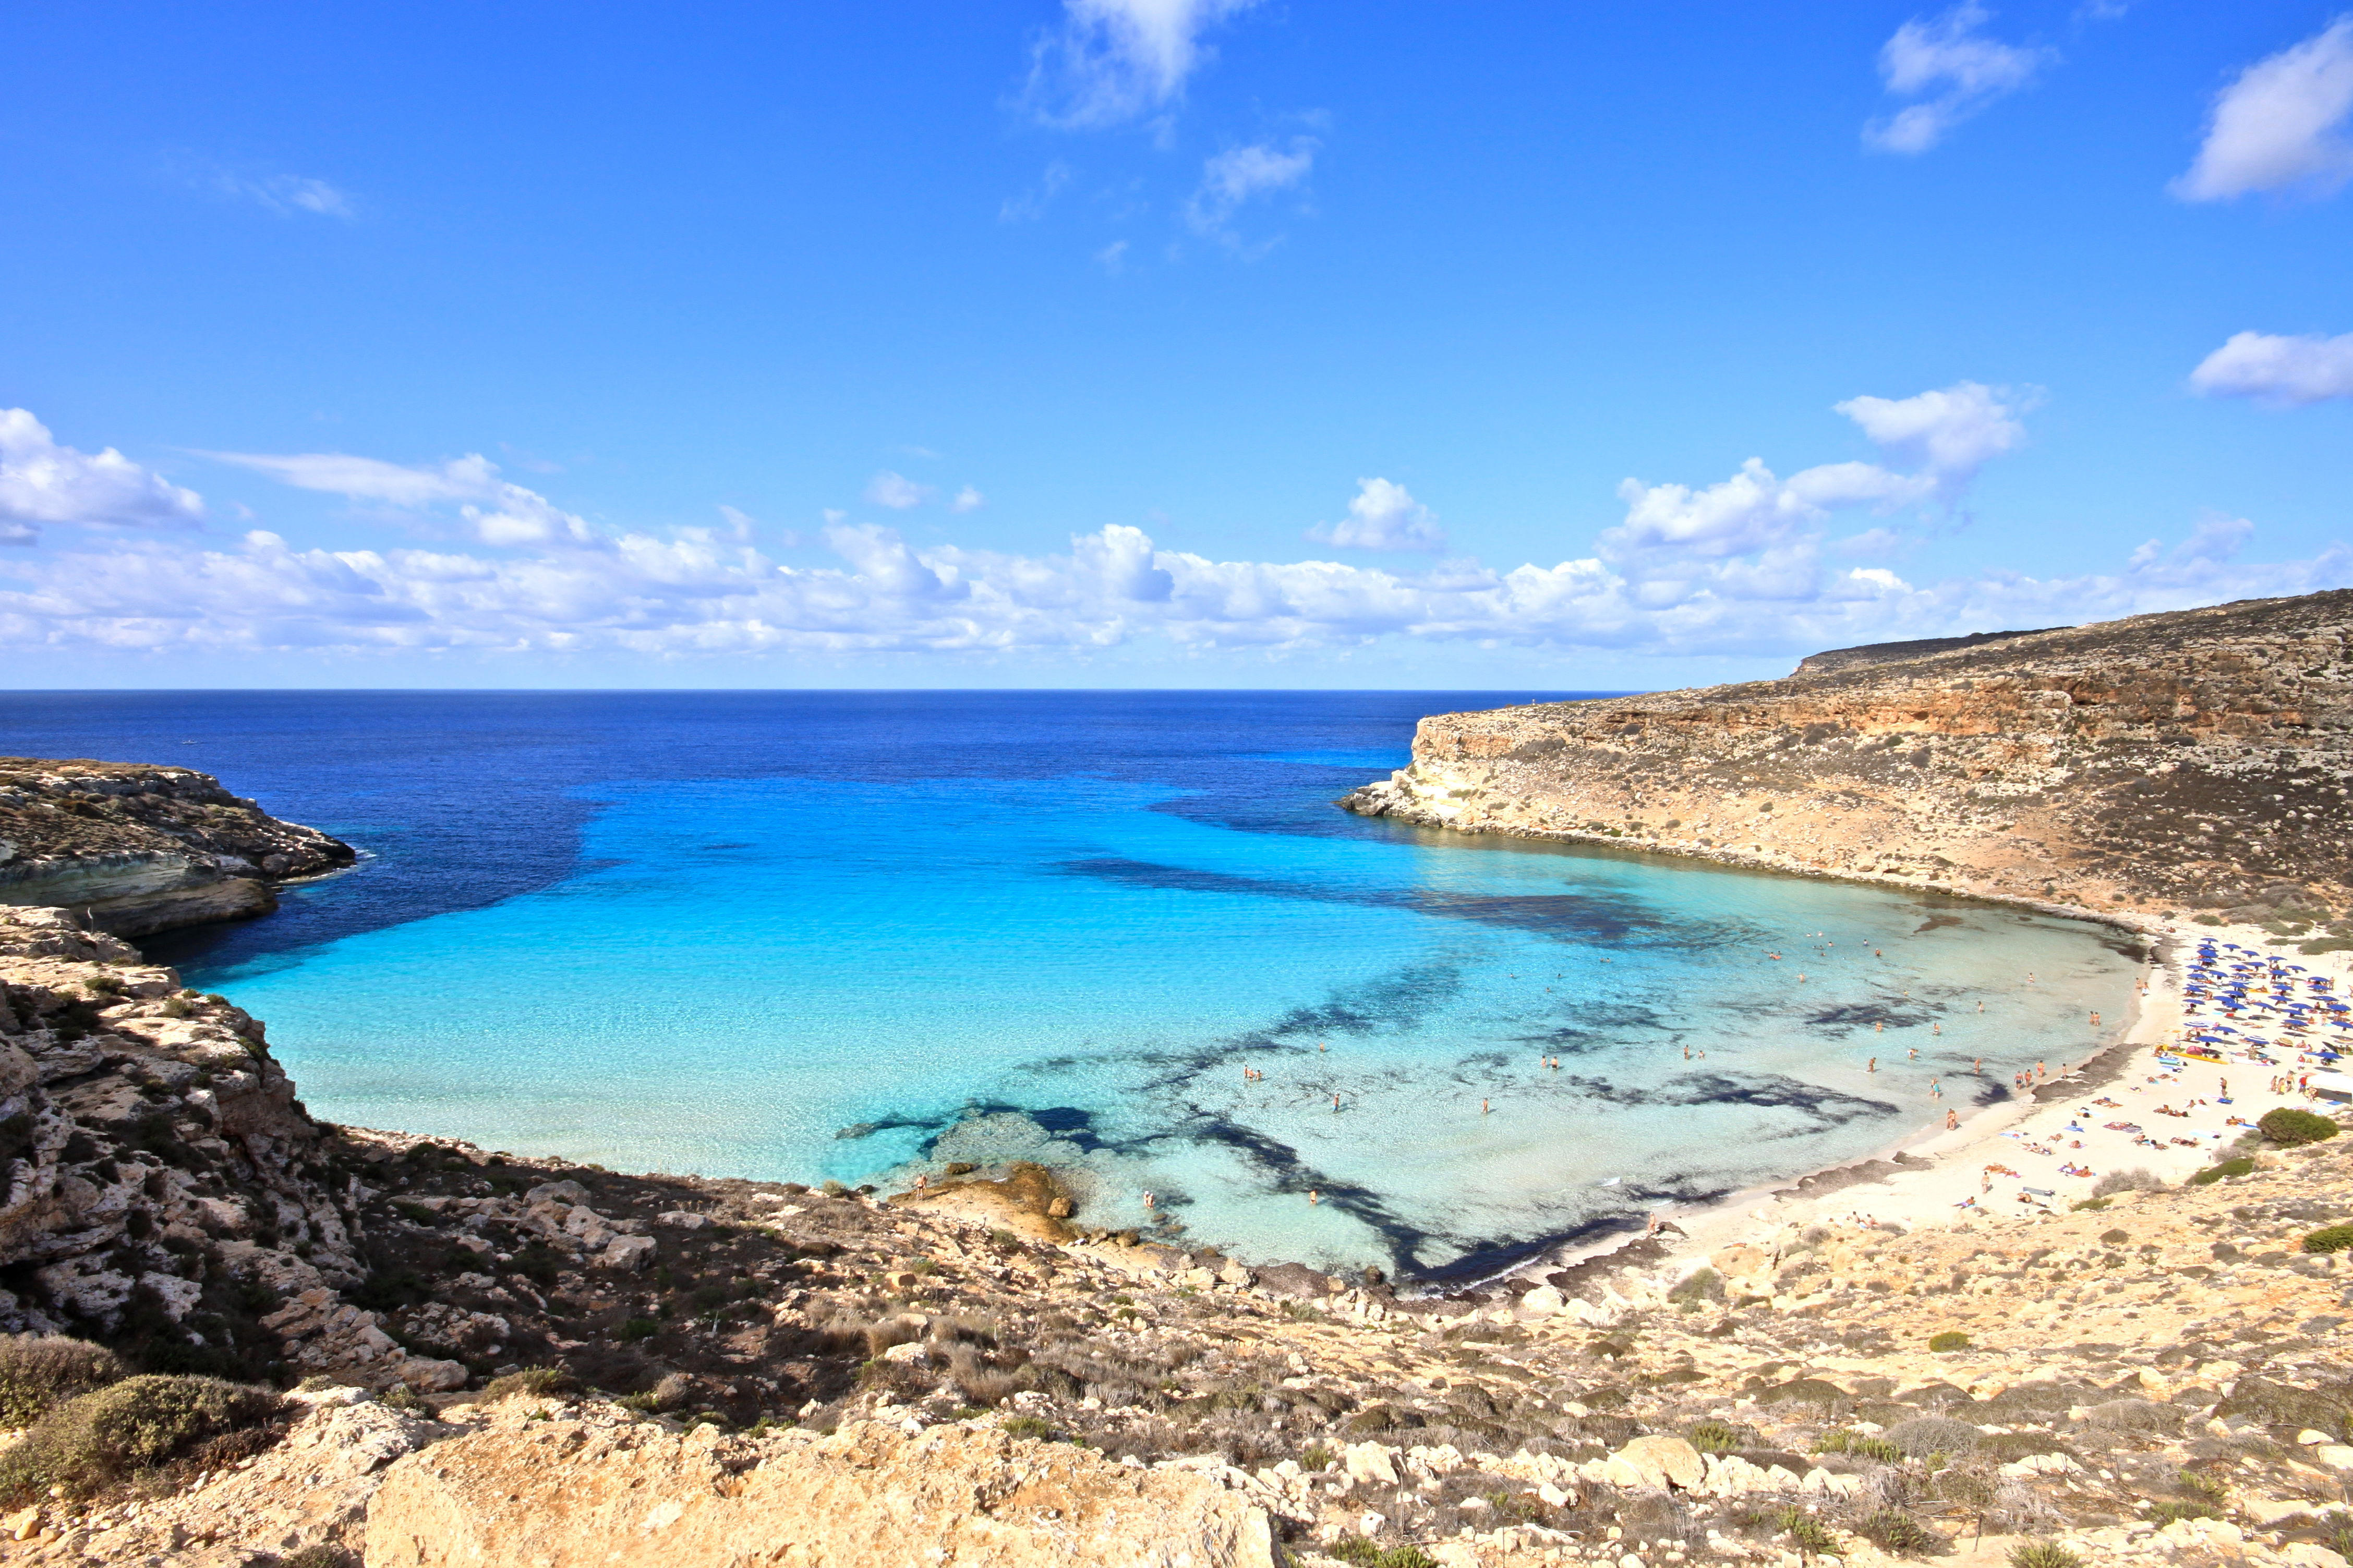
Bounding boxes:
1630 914 2353 1270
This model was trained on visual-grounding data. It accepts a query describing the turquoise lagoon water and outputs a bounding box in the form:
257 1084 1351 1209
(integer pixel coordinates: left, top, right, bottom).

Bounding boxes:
0 692 2143 1281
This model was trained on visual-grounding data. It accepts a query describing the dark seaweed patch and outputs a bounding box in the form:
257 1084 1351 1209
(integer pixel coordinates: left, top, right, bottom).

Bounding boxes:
1055 856 1747 949
1804 1003 1933 1037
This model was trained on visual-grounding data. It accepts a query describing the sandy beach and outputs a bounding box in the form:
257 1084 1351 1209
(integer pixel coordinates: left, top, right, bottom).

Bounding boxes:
1495 908 2353 1305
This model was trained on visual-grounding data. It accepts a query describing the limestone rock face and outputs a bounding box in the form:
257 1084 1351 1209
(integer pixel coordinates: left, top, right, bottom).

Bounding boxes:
1341 589 2353 917
365 1415 1277 1568
0 757 353 936
0 904 370 1368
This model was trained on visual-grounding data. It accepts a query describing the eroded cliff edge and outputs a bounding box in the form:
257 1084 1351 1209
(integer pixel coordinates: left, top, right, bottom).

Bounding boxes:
0 758 353 937
1342 589 2353 925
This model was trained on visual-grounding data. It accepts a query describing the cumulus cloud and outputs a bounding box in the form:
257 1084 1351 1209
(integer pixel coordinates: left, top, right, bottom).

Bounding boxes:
2189 329 2353 405
1604 381 2028 570
1305 479 1449 553
6 400 2342 665
863 471 934 509
1865 4 2048 153
0 409 204 546
2174 19 2353 201
951 485 987 514
1185 138 1316 246
1832 380 2030 491
1024 0 1259 129
205 448 601 548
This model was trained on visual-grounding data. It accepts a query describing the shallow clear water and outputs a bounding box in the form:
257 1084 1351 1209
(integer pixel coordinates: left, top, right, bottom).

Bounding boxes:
0 691 2143 1280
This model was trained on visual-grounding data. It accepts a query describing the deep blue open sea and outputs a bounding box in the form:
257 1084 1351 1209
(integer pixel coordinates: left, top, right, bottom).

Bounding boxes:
0 691 2142 1282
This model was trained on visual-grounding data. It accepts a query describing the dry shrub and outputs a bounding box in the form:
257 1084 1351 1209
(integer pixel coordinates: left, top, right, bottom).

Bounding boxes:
0 1335 126 1428
0 1375 283 1504
479 1367 578 1402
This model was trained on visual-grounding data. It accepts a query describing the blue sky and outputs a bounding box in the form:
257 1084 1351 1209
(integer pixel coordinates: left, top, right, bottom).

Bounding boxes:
1 1 2348 688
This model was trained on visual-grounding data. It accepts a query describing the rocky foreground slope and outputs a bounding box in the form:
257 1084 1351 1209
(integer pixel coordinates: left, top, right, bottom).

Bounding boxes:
0 760 352 936
1 903 2351 1568
1341 591 2353 926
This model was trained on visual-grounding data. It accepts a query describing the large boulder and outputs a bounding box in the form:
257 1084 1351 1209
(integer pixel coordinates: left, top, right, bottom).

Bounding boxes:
366 1415 1276 1568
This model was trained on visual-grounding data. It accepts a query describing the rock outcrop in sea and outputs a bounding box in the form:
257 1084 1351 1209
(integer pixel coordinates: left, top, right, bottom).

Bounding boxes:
0 759 353 935
1341 589 2352 925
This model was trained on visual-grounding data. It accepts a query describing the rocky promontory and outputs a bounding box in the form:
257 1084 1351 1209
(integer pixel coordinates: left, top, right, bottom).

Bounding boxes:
0 759 353 937
1341 590 2353 926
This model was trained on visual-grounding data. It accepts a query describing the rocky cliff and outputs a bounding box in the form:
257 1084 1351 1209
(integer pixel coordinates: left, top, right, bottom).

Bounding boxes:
0 759 353 937
1342 590 2353 926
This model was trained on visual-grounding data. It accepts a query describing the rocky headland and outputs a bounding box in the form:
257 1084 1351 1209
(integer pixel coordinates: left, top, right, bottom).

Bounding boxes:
0 761 352 937
1340 590 2353 928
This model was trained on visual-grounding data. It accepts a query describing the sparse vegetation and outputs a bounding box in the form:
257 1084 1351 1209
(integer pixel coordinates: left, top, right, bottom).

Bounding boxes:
2302 1224 2353 1254
2189 1157 2255 1185
0 1335 126 1428
1928 1330 1971 1352
2007 1543 2084 1568
0 1375 282 1504
480 1368 579 1402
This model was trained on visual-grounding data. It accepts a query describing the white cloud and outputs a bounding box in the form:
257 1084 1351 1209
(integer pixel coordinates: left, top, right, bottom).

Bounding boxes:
863 471 934 509
1024 0 1259 129
1095 239 1131 273
1864 4 2048 154
2189 328 2353 405
1184 138 1317 246
1308 478 1449 553
205 448 601 548
2174 19 2353 201
7 402 2342 665
209 171 356 219
1831 380 2030 491
951 485 987 514
0 409 204 546
1604 381 2028 568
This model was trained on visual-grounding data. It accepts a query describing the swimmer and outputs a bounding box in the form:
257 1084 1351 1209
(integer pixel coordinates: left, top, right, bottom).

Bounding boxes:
1945 1109 1958 1131
1908 1047 1918 1060
1309 1189 1319 1205
1482 1098 1490 1115
1867 1057 1876 1072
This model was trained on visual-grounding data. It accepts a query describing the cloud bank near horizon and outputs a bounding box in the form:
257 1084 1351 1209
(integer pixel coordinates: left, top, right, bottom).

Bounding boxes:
0 391 2344 666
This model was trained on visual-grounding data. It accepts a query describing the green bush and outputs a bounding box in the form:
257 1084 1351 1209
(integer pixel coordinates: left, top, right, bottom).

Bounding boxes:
0 1375 282 1503
999 1414 1057 1440
1929 1330 1972 1352
2189 1158 2255 1186
2303 1225 2353 1254
1331 1541 1438 1568
1815 1429 1904 1463
1689 1419 1757 1453
0 1336 126 1428
1775 1505 1841 1557
2147 1501 2219 1527
2007 1543 2084 1568
1854 1509 1941 1555
617 1318 661 1341
2260 1108 2340 1147
2099 1229 2129 1245
479 1367 577 1402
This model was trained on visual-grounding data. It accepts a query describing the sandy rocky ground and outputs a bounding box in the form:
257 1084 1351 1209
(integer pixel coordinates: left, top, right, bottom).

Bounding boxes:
0 906 2347 1568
